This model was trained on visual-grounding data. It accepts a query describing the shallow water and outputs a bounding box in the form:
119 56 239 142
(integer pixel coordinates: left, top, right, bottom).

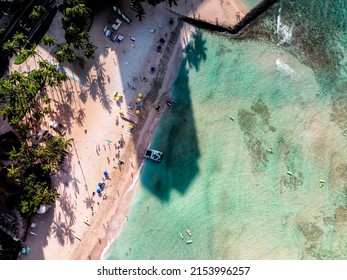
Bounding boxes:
243 0 263 9
106 0 347 260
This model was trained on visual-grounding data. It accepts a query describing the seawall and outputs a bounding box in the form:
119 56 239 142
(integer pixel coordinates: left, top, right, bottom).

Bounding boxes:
169 0 278 35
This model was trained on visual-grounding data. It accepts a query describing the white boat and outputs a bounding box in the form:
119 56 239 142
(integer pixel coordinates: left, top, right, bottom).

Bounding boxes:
186 228 191 236
179 232 184 239
144 148 163 162
186 240 193 244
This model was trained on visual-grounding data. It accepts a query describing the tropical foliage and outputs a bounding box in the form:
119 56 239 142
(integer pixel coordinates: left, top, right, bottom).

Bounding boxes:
0 63 67 126
8 136 71 216
2 32 29 57
42 35 56 47
0 51 74 217
29 5 47 24
56 0 95 62
19 173 59 217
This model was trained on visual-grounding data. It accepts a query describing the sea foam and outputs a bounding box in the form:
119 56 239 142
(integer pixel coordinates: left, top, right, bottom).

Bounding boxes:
276 58 298 79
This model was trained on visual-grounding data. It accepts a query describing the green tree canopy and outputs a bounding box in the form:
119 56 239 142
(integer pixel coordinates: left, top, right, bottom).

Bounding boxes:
19 173 59 217
29 5 47 23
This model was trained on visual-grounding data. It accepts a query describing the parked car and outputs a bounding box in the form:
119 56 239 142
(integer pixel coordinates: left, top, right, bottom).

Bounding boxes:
111 34 124 43
112 18 122 31
104 26 112 38
32 127 49 146
50 122 66 136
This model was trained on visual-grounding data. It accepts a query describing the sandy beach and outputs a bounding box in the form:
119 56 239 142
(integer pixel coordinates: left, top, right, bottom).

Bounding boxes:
14 1 248 260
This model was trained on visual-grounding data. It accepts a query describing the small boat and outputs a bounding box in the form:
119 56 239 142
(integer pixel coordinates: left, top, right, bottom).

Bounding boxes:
179 232 184 239
186 228 191 236
186 240 193 244
171 99 178 104
229 116 235 121
166 100 172 106
144 148 164 162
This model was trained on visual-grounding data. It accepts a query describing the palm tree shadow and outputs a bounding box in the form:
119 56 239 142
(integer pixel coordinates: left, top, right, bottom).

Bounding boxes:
63 220 76 245
83 76 99 101
58 187 77 225
78 88 88 103
49 212 66 246
75 108 86 126
141 30 208 201
184 30 207 72
83 196 95 209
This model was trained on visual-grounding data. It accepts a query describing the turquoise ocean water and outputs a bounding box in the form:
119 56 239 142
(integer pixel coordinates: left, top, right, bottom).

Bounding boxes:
107 0 347 259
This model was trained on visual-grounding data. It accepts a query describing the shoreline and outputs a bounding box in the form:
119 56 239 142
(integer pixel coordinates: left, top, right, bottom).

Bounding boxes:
71 20 194 261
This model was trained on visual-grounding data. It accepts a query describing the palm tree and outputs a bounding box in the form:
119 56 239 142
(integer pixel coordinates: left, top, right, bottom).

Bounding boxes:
7 71 24 84
58 0 86 14
66 24 80 42
12 32 29 47
0 104 16 121
7 165 22 185
2 40 19 56
29 5 47 23
55 43 73 62
42 95 51 104
42 35 56 47
66 4 90 21
60 43 76 63
78 31 89 41
46 137 72 152
25 45 40 61
14 122 29 141
55 49 65 62
84 41 95 59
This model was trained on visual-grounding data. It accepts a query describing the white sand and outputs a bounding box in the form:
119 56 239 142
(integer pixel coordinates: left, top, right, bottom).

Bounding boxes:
14 1 247 260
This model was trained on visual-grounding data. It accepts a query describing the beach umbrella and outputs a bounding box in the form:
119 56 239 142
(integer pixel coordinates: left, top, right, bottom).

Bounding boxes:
115 96 120 101
136 97 141 102
96 189 101 194
117 93 123 98
103 171 108 176
138 93 143 97
98 182 103 187
119 110 124 114
160 38 165 43
135 110 140 115
151 67 156 73
129 124 134 129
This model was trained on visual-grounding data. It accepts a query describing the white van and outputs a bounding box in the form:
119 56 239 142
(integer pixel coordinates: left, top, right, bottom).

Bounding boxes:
112 19 122 31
